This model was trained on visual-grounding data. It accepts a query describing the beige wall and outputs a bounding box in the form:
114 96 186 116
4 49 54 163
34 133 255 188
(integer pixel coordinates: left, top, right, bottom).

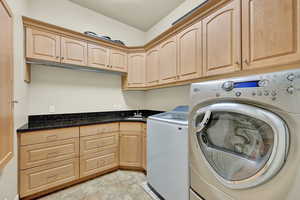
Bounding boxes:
146 0 207 42
26 0 146 46
144 85 190 111
0 0 29 200
28 65 145 115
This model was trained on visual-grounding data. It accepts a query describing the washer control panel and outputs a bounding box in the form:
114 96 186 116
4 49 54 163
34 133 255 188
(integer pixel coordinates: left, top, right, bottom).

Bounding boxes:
191 69 300 113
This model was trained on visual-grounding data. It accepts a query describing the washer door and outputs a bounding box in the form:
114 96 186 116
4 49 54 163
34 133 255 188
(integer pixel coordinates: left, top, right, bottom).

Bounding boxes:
192 103 289 189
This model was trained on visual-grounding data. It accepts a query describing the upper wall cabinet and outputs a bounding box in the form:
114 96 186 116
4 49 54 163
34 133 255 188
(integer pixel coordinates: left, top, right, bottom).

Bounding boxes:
242 0 300 70
159 36 178 84
203 0 241 76
88 43 110 70
127 53 146 88
177 21 202 81
146 47 160 86
26 28 61 63
109 49 128 72
61 37 88 66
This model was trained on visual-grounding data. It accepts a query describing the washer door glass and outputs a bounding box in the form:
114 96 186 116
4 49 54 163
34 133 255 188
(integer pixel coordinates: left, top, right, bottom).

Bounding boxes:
193 103 289 189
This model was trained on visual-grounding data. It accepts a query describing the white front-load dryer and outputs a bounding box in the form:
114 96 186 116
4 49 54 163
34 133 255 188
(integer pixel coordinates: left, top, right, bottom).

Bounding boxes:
189 69 300 200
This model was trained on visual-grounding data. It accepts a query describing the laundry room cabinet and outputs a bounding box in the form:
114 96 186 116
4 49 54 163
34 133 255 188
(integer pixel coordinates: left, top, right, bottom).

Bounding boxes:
127 53 146 87
119 122 143 168
26 27 127 72
88 43 110 70
146 46 160 86
159 36 178 84
202 0 241 76
26 28 61 63
177 20 202 81
241 0 300 70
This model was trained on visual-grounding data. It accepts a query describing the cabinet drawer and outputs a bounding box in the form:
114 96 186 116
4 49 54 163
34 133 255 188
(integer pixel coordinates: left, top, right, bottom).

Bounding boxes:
80 123 119 137
80 132 119 155
80 148 118 178
20 138 79 170
20 158 79 198
120 122 143 132
20 127 79 146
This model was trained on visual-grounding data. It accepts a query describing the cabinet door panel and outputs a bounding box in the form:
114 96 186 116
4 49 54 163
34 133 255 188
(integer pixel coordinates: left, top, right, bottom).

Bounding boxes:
61 37 87 66
119 133 142 167
203 0 241 76
177 21 202 81
242 0 300 69
88 43 110 69
146 47 160 86
26 28 60 62
127 53 146 87
109 49 127 72
160 36 178 84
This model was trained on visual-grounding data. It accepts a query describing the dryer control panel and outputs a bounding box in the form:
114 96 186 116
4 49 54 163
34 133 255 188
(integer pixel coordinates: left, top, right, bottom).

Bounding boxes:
191 69 300 113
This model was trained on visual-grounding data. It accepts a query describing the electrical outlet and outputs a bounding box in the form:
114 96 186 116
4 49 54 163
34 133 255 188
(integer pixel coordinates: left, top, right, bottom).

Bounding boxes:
49 105 55 113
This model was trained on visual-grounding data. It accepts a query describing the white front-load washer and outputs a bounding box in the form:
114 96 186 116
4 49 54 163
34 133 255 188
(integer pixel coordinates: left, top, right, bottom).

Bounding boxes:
189 69 300 200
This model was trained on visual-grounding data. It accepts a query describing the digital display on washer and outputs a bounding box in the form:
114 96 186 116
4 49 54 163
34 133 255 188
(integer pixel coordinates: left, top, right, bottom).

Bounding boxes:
234 81 260 88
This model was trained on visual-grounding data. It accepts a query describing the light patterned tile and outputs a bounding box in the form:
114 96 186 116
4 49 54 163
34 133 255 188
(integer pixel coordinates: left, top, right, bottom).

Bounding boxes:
37 170 152 200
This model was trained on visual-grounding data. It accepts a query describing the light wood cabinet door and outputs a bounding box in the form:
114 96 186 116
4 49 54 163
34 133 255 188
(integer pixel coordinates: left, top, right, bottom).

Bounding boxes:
159 36 178 84
20 158 79 198
146 47 160 86
80 148 118 178
242 0 300 70
203 0 241 76
127 53 146 88
20 138 79 170
119 132 142 167
177 21 202 81
0 0 13 170
142 132 147 170
26 28 61 62
88 43 110 70
61 37 88 66
109 49 127 72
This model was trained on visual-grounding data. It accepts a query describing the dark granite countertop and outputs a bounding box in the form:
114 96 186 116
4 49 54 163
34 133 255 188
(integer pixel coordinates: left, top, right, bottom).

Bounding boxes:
17 110 163 133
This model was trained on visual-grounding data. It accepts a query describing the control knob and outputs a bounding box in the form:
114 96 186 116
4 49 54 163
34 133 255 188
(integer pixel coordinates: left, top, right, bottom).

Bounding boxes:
287 86 294 94
287 74 295 81
222 81 234 91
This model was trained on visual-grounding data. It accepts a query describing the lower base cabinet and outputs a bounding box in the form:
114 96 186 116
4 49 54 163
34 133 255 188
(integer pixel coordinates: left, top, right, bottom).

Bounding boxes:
19 122 147 199
80 148 119 178
20 158 79 198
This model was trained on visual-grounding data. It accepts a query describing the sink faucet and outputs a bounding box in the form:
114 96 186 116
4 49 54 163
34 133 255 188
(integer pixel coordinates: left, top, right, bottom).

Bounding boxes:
134 110 143 118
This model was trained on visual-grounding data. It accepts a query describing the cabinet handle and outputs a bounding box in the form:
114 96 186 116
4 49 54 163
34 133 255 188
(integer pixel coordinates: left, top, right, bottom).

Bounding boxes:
56 56 59 59
61 57 65 60
235 61 240 65
243 59 249 66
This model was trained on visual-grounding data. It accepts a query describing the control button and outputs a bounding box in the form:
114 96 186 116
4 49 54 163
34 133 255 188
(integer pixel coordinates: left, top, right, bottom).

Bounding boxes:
264 91 270 96
287 86 294 94
216 93 220 97
271 91 277 96
235 92 242 97
257 91 263 96
287 73 296 81
272 97 277 101
222 81 234 91
252 92 256 96
258 80 269 87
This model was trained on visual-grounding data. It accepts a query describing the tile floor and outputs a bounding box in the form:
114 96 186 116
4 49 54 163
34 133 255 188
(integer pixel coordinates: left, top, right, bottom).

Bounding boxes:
38 170 152 200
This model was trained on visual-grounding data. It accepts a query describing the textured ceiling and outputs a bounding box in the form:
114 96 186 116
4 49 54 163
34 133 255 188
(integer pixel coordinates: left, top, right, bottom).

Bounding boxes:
69 0 185 31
